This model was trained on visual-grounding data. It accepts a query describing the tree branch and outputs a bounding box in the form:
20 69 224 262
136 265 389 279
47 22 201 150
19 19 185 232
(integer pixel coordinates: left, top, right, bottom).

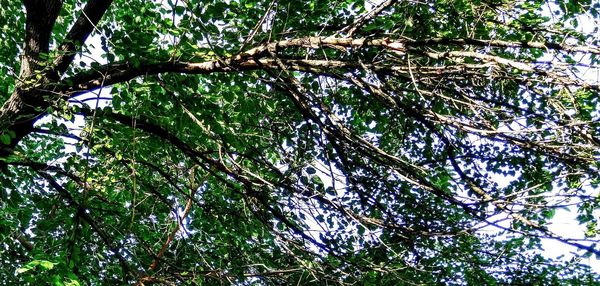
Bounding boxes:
60 35 600 97
20 0 62 78
52 0 114 78
36 171 137 281
340 0 399 36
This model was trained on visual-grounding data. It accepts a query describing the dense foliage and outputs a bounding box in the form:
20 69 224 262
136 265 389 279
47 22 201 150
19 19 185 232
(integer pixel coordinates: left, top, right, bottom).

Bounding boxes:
0 0 599 284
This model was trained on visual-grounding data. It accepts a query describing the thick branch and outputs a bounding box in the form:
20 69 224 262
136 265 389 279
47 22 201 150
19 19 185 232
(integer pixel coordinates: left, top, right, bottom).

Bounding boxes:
0 0 113 166
2 35 597 176
0 0 62 159
20 0 62 78
13 232 34 251
61 36 600 96
410 37 600 54
52 0 114 77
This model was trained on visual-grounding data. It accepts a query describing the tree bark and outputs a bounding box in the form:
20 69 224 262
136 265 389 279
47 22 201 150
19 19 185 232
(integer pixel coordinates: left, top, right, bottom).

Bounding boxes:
0 0 62 164
0 0 113 166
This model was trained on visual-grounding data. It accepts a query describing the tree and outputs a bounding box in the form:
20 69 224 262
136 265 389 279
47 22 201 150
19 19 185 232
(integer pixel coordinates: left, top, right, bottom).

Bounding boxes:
0 0 599 284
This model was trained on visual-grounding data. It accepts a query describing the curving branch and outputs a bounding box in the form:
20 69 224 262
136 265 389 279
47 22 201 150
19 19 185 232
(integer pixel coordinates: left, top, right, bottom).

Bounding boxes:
0 0 114 170
61 35 600 95
2 34 598 167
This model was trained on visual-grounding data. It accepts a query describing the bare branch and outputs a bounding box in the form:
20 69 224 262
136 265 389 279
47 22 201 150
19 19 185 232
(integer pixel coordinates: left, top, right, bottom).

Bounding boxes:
340 0 399 36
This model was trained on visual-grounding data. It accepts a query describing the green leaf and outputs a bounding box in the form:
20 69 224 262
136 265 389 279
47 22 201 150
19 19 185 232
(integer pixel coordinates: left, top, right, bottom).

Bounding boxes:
15 266 33 274
52 275 64 286
0 0 599 284
39 260 55 270
542 208 556 219
0 134 10 145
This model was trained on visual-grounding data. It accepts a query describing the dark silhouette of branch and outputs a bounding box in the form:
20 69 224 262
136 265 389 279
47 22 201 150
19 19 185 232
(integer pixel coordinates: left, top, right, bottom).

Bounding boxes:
35 170 137 281
52 0 115 77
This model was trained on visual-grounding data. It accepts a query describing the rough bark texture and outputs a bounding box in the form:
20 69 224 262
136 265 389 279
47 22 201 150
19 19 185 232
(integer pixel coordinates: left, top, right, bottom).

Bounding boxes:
0 0 62 163
0 0 112 166
20 0 62 78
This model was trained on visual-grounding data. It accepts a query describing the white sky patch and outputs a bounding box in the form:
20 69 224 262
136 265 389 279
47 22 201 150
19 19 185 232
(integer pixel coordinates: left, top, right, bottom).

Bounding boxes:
534 3 600 272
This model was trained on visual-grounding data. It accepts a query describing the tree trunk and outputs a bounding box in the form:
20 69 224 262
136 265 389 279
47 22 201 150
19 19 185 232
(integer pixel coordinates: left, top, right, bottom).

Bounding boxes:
0 0 62 163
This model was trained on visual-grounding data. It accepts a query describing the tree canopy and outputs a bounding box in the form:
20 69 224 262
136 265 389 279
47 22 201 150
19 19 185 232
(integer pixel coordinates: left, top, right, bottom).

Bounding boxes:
1 0 599 285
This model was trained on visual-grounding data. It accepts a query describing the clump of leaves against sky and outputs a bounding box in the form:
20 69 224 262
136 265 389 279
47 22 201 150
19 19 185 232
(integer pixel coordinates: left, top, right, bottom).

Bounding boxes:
0 0 599 285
